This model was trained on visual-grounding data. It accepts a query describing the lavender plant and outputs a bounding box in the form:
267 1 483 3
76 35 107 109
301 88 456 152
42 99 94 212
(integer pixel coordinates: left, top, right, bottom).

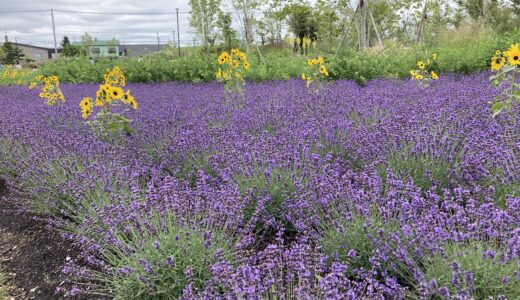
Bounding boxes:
0 74 519 299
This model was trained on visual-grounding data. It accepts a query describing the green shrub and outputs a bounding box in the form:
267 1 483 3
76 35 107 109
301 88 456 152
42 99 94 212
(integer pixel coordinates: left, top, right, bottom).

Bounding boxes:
234 168 297 233
320 209 416 287
423 241 520 299
100 212 235 299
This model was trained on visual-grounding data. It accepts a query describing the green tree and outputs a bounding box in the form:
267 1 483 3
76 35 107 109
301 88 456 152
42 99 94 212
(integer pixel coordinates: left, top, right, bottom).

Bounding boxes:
217 11 238 48
189 0 222 50
80 32 93 56
229 0 260 45
60 35 80 57
283 1 317 53
61 36 71 48
261 0 286 46
0 42 24 64
316 0 341 51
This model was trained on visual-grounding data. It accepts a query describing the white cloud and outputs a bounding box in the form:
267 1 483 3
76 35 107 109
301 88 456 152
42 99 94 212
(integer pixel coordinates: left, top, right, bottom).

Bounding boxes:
0 0 193 47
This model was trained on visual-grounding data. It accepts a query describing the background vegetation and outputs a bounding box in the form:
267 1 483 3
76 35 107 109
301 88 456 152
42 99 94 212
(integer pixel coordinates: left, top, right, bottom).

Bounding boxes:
3 0 520 85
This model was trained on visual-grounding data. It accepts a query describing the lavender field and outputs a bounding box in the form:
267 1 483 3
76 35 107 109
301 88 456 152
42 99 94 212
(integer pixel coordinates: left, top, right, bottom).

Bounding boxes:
1 73 520 299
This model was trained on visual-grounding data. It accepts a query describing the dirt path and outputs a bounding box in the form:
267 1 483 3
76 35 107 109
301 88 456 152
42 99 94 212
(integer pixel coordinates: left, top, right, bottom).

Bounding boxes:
0 179 80 299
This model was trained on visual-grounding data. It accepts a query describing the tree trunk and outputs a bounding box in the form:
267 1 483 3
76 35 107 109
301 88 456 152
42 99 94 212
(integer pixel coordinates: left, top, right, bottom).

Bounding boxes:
360 0 367 49
416 0 428 44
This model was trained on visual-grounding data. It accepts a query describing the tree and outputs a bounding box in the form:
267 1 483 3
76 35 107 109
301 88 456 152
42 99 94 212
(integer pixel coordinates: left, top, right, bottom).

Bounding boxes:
217 11 238 48
260 0 287 46
80 32 93 56
316 0 341 50
60 35 80 57
0 41 25 64
283 1 317 53
229 0 260 46
189 0 222 50
61 36 71 48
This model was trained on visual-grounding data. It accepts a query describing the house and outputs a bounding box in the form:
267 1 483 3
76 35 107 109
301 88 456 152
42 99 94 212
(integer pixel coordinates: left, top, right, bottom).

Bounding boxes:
73 40 120 57
1 42 57 62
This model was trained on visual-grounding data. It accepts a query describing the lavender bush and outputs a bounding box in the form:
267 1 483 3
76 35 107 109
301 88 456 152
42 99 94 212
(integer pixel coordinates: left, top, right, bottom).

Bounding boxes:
0 73 519 299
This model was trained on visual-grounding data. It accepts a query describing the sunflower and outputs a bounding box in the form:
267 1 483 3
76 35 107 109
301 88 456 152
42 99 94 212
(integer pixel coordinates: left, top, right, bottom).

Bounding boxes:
491 56 506 71
319 65 329 77
506 44 520 66
495 50 501 56
218 52 229 65
417 61 426 70
431 71 438 80
80 97 93 109
81 107 91 119
318 57 325 65
243 61 250 70
301 73 306 80
432 53 437 60
129 99 138 110
410 70 417 78
415 74 424 80
110 86 124 100
123 90 134 105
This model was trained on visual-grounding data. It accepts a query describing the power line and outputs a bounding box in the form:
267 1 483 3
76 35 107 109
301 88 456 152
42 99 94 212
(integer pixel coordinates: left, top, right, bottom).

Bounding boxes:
52 9 190 15
0 10 49 14
0 9 190 15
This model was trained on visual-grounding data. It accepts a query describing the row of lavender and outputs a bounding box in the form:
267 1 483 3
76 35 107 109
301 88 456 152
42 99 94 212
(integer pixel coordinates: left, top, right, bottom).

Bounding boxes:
0 73 519 299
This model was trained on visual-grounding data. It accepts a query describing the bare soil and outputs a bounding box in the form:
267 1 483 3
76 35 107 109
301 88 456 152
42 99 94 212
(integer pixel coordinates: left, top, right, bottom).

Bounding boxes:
0 178 82 299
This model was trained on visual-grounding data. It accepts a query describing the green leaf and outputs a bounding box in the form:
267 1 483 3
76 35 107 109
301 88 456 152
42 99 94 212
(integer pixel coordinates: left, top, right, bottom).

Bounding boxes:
491 102 505 118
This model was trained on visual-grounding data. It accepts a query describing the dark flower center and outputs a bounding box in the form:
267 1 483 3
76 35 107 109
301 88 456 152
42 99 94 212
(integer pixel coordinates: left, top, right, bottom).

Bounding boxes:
514 56 519 61
496 59 501 64
113 91 118 96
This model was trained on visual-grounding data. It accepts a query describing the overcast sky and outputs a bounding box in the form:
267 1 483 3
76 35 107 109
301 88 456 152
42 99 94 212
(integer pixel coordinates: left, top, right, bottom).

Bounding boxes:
0 0 201 47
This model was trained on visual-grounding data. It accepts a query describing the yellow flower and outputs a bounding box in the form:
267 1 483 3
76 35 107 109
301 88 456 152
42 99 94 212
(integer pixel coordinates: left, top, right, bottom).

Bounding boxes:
129 99 137 110
301 73 306 80
319 65 329 77
491 56 506 71
431 71 438 80
3 71 9 77
109 86 124 100
427 59 431 65
80 97 93 109
318 57 325 65
218 52 229 65
415 74 424 80
495 50 501 56
29 82 37 89
243 61 250 70
306 78 312 89
506 44 520 65
432 53 437 60
417 61 426 70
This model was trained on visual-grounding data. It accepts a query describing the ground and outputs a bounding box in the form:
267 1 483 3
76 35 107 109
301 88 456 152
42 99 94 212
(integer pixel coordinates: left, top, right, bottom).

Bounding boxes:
0 178 79 300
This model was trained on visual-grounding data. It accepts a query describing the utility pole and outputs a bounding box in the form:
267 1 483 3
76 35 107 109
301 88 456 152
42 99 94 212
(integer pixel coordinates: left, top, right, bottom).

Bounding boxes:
172 30 176 47
156 32 160 51
51 8 58 58
176 8 181 57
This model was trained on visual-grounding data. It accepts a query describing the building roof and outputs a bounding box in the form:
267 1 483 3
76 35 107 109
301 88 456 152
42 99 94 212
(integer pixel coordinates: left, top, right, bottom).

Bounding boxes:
1 42 54 51
72 40 120 46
